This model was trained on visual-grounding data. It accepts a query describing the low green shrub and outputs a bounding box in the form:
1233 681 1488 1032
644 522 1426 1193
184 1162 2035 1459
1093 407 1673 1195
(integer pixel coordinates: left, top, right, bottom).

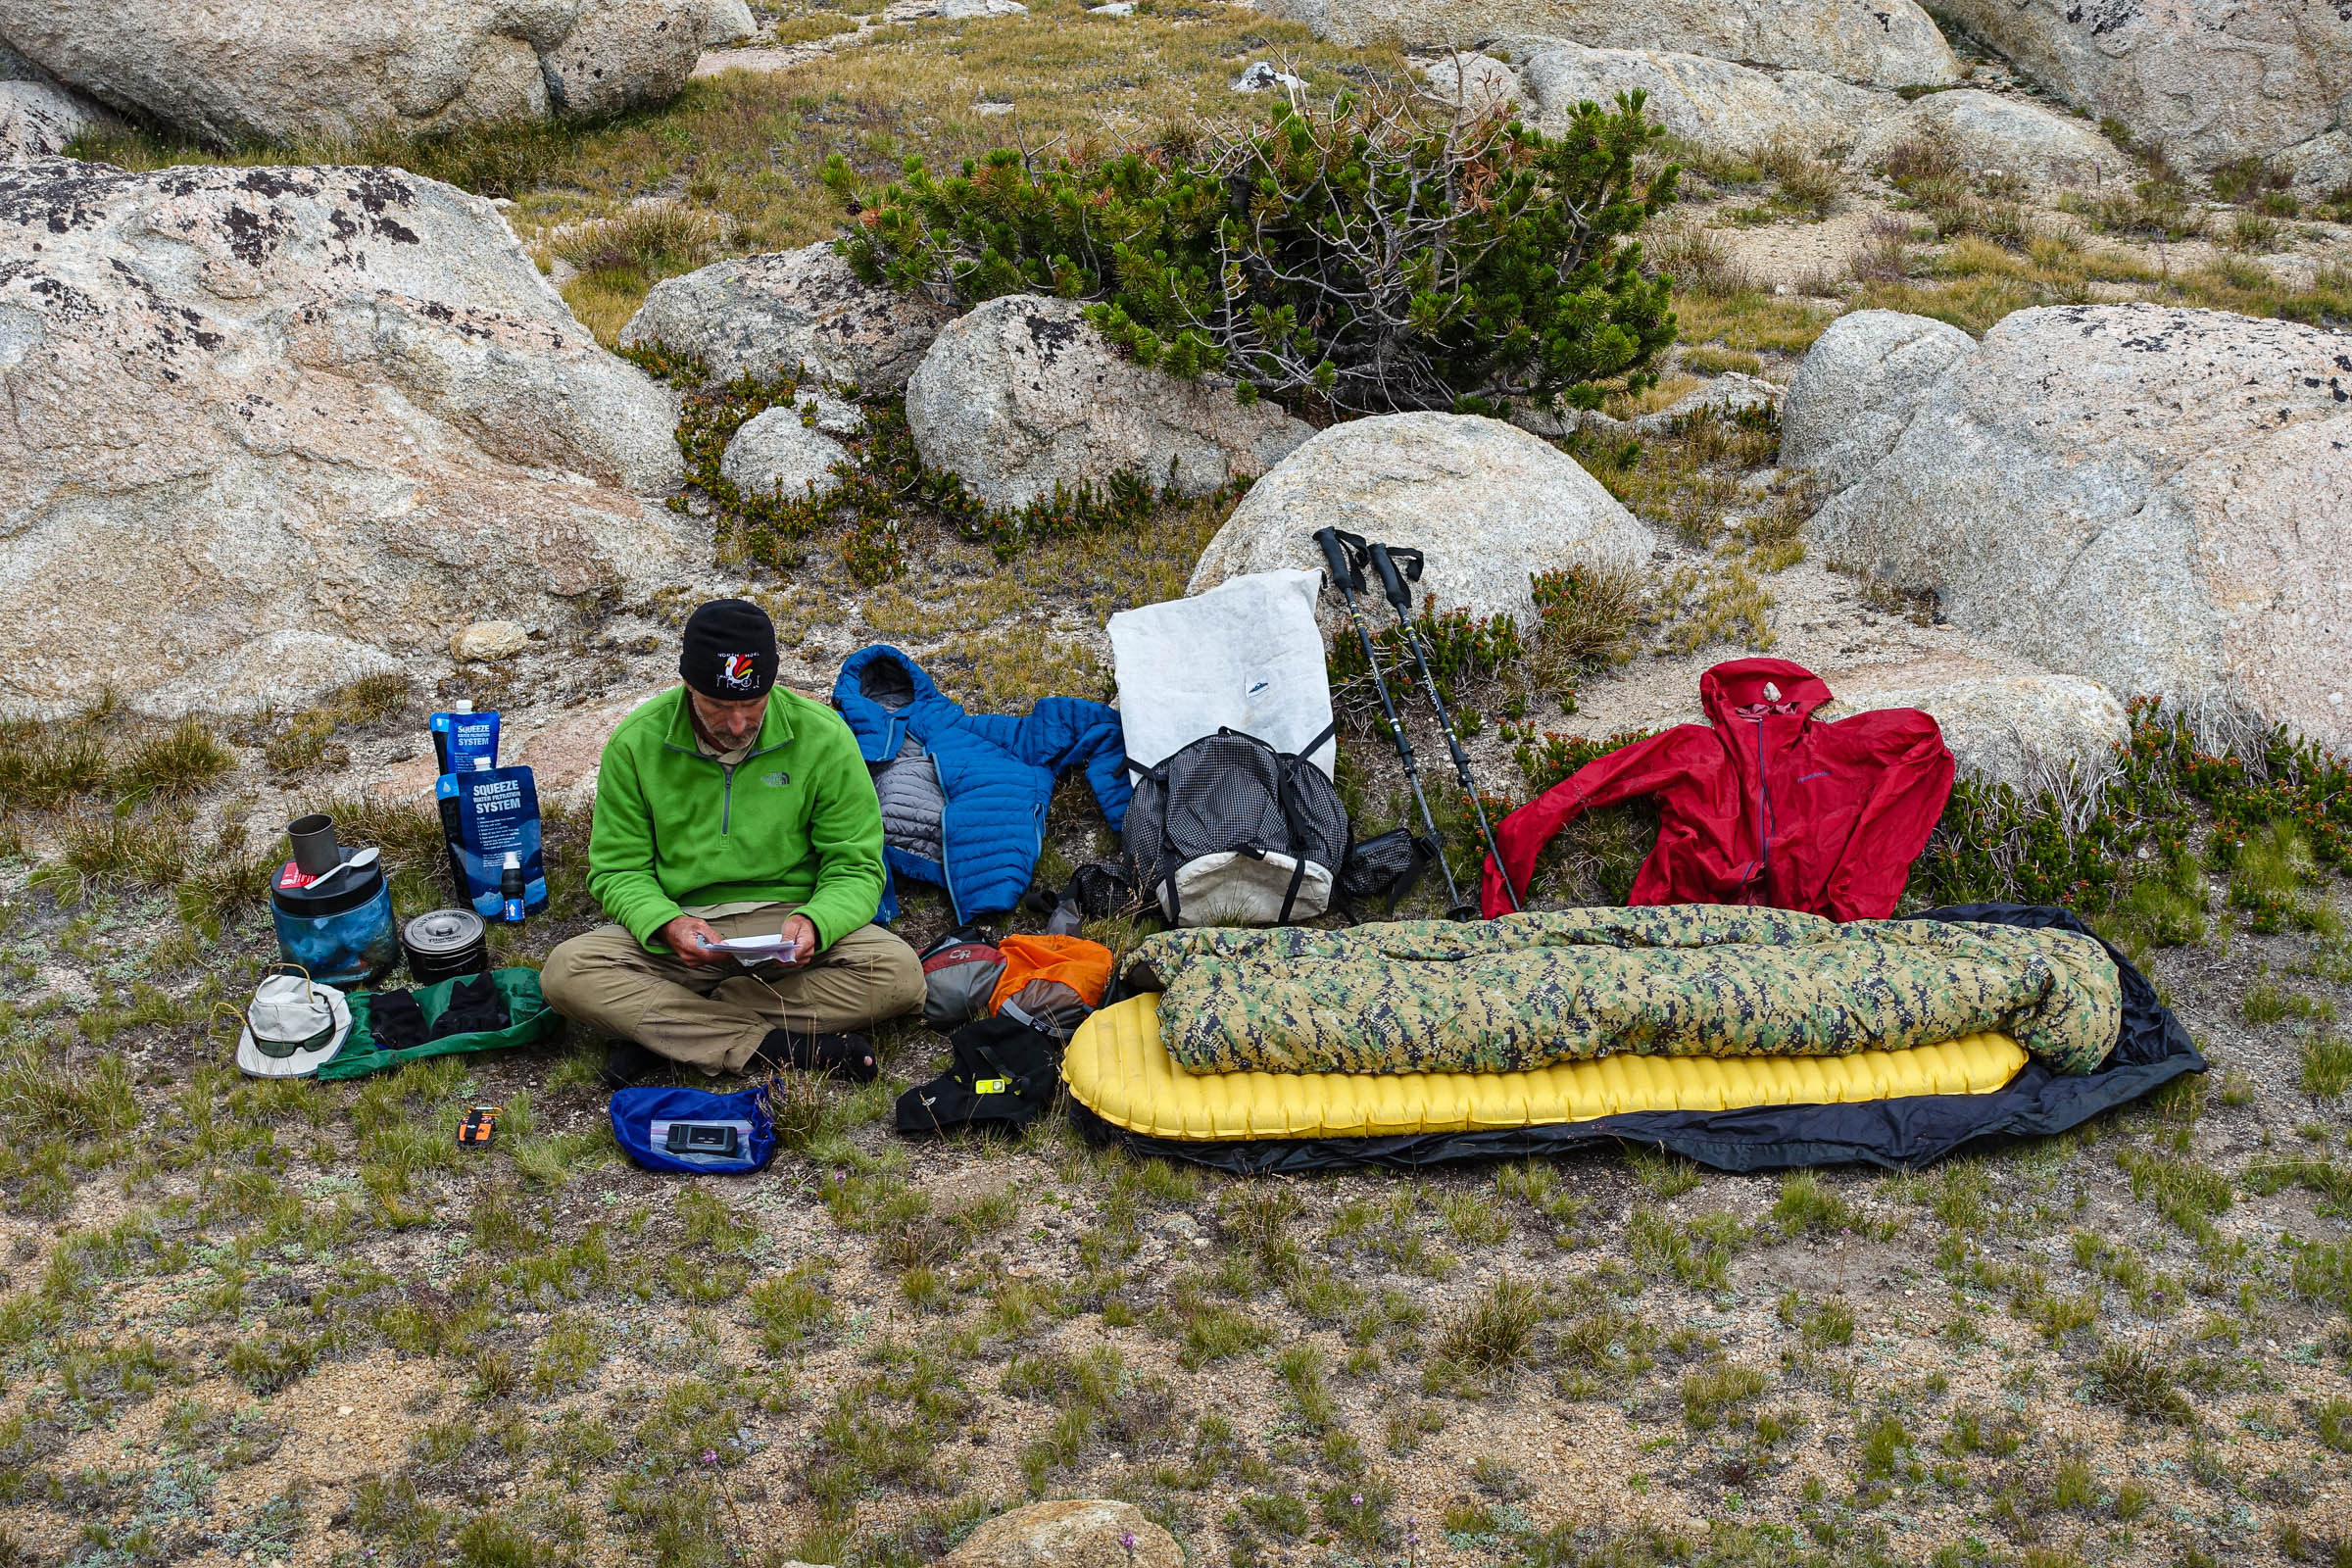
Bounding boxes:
2207 155 2292 207
831 88 1679 416
1530 563 1642 683
1328 600 1525 714
1911 702 2352 914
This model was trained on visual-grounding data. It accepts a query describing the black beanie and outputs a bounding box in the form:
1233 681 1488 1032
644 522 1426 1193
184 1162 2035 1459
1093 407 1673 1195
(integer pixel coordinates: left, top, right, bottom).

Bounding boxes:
679 599 778 700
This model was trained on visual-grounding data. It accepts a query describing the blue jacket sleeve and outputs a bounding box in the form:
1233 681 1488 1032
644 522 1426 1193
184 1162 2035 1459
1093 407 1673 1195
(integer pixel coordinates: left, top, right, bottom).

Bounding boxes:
971 701 1133 831
1073 705 1131 831
1018 699 1132 831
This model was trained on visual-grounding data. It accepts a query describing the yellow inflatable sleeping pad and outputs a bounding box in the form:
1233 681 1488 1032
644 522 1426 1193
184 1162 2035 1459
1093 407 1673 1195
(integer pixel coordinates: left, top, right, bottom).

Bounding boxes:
1063 995 2029 1142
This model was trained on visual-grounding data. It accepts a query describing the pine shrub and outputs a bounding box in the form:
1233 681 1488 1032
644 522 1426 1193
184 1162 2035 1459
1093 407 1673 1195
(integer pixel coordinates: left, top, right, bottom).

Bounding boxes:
827 89 1679 416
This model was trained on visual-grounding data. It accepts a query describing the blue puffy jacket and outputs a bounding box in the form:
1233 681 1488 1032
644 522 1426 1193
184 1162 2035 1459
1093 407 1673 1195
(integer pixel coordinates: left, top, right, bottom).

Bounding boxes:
834 646 1130 922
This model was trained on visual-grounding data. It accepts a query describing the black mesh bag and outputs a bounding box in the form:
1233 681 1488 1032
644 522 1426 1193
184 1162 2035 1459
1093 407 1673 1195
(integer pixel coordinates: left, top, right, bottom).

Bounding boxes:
1338 829 1437 915
1123 727 1349 926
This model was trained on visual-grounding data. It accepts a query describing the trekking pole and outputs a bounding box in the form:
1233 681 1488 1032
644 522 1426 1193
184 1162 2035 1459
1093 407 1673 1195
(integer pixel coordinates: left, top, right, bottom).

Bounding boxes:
1313 526 1478 921
1364 542 1523 913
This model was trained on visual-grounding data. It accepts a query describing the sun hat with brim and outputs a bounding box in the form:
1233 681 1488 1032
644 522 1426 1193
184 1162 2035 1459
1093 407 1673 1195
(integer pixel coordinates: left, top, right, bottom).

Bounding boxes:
236 970 352 1079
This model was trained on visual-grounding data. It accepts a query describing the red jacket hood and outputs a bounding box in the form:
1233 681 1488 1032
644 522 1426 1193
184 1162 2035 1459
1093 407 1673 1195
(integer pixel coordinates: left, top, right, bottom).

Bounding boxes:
1699 658 1835 728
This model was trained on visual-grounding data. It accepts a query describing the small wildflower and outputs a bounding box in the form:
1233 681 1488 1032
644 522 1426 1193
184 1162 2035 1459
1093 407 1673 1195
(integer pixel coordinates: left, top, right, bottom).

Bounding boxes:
1350 1494 1364 1507
1119 1532 1137 1552
702 1448 719 1465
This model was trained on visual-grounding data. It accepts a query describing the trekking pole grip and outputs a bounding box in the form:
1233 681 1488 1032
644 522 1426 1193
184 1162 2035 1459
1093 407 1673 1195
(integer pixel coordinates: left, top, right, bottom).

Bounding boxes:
1367 543 1413 612
1312 527 1358 594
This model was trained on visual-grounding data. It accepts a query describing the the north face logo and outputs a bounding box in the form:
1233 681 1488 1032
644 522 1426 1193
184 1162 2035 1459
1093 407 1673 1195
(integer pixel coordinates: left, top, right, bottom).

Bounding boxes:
762 770 790 788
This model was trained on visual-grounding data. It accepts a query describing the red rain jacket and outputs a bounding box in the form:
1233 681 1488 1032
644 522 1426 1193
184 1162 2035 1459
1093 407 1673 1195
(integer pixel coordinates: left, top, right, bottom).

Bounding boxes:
1481 659 1954 920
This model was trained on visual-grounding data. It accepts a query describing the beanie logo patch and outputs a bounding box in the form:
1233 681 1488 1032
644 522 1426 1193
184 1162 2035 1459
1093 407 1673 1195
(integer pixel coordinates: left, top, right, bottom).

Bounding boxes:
715 653 760 693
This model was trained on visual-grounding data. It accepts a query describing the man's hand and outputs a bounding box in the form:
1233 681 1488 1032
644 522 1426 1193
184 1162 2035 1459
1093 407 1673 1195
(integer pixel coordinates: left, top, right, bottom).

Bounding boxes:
777 913 819 969
661 914 725 968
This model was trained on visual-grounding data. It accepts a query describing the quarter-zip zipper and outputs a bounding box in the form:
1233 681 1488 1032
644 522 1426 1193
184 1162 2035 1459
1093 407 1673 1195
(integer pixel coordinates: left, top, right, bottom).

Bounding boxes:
662 732 788 839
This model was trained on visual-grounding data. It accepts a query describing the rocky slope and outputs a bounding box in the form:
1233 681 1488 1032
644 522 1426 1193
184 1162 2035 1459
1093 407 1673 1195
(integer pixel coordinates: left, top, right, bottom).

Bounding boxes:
0 158 693 718
1791 303 2352 755
0 0 753 146
1262 0 1959 86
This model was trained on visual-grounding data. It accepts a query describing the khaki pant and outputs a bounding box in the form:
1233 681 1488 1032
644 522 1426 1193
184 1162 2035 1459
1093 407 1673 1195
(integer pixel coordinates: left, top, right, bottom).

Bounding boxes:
540 907 925 1073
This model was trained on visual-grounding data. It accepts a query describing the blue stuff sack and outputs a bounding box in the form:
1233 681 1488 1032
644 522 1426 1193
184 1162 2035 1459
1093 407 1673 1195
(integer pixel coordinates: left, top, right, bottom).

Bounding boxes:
436 764 546 920
611 1084 774 1175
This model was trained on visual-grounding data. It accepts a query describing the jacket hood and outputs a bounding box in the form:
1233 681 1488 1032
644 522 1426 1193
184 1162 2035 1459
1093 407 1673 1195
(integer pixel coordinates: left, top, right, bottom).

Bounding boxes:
1700 659 1834 727
834 645 955 760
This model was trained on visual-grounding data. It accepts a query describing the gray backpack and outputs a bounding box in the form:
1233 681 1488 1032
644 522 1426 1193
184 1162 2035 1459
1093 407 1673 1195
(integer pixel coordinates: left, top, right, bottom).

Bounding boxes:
1123 728 1349 926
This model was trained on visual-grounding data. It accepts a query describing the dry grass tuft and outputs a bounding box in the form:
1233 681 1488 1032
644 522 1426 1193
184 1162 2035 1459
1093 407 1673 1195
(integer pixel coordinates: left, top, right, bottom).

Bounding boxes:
36 809 190 903
1849 215 1915 283
116 721 233 806
1531 563 1642 687
1754 134 1843 221
1432 1276 1548 1384
1647 220 1751 297
0 720 110 813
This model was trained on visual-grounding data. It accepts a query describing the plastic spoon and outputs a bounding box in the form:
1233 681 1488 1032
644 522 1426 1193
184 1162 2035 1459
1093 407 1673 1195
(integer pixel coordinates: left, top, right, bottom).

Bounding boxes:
305 847 380 891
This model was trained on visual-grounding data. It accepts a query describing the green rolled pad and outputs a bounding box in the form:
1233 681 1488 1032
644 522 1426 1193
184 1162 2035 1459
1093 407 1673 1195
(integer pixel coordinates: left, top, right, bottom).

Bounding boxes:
318 966 559 1081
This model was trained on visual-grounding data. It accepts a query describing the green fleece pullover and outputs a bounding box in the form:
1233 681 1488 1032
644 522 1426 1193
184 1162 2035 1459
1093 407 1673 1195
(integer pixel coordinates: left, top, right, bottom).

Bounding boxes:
586 686 886 953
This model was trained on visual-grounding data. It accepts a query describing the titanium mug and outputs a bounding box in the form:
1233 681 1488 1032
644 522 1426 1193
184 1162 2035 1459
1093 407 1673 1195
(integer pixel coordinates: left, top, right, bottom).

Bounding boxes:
287 813 342 877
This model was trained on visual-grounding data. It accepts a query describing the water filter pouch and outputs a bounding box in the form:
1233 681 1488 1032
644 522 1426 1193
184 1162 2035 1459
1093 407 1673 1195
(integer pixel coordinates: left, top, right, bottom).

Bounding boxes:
437 765 547 919
430 710 502 774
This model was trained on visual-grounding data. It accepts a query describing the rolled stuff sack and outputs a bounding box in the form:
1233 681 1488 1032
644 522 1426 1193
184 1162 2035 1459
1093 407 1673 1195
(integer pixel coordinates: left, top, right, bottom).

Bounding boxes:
1060 904 2204 1173
987 934 1113 1039
918 927 1004 1032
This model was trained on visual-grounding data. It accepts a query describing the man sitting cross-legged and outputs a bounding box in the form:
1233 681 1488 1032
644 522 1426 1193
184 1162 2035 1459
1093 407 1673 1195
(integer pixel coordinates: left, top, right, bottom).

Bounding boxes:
541 598 923 1086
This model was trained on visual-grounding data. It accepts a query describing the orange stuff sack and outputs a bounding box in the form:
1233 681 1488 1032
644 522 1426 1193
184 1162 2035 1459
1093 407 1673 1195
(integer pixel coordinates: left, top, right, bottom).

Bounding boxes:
989 934 1114 1018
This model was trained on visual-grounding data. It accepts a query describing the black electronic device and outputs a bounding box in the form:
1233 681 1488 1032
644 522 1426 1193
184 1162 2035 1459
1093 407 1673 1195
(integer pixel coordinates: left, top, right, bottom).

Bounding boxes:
663 1121 743 1158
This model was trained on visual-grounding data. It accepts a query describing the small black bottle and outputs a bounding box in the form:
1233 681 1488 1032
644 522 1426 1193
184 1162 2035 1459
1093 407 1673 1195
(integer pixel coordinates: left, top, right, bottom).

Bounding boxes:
500 852 525 924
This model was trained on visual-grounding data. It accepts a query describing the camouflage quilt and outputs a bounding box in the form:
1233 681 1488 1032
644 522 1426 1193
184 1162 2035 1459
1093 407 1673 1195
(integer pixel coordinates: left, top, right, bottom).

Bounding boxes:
1137 907 2119 1077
